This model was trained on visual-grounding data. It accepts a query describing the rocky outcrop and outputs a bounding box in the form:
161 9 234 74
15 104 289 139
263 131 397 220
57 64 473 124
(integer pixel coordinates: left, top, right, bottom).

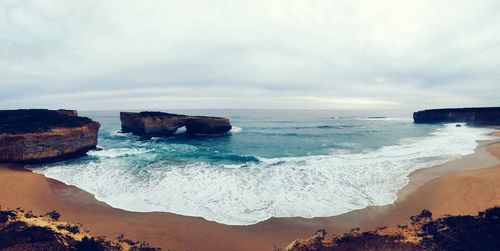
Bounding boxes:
413 107 500 125
120 111 232 138
283 207 500 251
0 109 100 163
0 207 160 250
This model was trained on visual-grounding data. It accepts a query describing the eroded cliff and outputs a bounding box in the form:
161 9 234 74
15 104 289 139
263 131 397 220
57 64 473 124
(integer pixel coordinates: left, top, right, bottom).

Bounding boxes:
0 109 100 163
120 111 232 138
413 107 500 125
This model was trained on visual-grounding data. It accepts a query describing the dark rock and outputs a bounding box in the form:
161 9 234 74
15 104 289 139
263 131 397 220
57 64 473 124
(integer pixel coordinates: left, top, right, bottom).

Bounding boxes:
45 211 61 221
0 109 100 163
420 209 433 218
456 124 462 127
413 107 500 125
0 109 91 135
410 209 433 223
120 111 232 138
0 210 16 224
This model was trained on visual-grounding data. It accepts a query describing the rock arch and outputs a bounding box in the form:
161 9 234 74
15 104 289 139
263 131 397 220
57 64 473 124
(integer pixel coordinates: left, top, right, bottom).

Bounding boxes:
120 111 232 138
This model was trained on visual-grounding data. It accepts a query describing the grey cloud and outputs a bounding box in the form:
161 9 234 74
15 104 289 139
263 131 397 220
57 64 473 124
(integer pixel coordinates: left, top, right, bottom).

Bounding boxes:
0 0 499 110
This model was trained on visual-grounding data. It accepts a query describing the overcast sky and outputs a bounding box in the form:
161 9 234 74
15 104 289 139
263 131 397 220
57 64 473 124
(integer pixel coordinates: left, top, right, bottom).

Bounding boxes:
1 0 499 111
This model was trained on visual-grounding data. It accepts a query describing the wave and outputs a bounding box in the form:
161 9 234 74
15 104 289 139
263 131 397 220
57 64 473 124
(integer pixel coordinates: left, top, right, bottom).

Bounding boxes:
210 154 260 163
34 124 494 226
356 117 413 121
108 130 131 137
88 148 150 158
247 125 357 130
231 126 243 133
314 125 356 129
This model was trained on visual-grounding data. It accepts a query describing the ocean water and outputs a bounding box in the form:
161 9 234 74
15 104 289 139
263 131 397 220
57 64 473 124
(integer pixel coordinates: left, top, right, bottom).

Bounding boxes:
32 110 494 225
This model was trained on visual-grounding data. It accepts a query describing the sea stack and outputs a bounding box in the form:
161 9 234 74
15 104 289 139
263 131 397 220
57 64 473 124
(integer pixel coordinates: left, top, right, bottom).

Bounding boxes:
413 107 500 125
0 109 100 163
120 111 232 138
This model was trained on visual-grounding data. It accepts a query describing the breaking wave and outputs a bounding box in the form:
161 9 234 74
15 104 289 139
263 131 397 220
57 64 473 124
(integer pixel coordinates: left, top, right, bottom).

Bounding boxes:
33 124 494 225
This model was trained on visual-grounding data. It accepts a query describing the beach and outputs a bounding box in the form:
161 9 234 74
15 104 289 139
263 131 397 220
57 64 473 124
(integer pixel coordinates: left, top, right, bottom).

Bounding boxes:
2 1 499 249
0 130 499 251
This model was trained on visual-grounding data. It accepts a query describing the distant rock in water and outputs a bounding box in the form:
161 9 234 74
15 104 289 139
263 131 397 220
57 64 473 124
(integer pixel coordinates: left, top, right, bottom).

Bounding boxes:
413 107 500 125
120 111 232 138
0 109 100 163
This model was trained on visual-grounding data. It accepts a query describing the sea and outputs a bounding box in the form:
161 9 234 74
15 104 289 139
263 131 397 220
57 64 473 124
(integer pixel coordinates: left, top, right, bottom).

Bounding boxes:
31 110 494 225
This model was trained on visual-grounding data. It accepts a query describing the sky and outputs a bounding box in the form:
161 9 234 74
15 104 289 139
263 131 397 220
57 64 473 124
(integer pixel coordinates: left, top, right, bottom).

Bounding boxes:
0 0 499 111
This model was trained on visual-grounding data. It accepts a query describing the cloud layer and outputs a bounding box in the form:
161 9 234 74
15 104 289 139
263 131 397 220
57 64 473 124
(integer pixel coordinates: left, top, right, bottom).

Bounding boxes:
1 0 499 110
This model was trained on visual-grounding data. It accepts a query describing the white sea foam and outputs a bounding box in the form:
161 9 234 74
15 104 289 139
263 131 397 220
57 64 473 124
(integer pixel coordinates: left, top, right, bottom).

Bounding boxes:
109 130 130 137
34 124 494 225
231 126 243 133
88 148 150 158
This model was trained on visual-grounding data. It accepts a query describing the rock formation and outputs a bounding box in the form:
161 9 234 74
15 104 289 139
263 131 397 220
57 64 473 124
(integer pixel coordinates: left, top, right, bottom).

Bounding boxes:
413 107 500 125
0 207 160 250
283 207 500 251
0 109 100 163
120 111 232 138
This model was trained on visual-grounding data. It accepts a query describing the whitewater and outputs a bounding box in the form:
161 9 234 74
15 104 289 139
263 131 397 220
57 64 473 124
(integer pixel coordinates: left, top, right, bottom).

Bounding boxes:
33 111 494 225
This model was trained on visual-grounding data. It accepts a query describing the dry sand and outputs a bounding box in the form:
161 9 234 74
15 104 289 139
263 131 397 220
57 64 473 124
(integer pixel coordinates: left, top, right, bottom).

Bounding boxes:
0 132 499 251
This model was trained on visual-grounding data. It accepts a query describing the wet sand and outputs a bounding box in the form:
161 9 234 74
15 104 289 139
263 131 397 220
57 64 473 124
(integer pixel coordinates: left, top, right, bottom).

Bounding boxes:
0 132 499 251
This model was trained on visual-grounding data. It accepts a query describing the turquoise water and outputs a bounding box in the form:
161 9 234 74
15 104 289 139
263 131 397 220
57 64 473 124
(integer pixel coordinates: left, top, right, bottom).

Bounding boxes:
34 110 493 225
88 110 436 159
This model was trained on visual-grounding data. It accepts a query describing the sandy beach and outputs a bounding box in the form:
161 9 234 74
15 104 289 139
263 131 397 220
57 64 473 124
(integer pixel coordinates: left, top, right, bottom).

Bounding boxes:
2 1 499 249
1 131 499 251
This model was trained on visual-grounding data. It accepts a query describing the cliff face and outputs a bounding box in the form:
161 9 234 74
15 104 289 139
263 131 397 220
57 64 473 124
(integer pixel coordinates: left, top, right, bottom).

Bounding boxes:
0 109 100 163
120 111 232 138
413 107 500 125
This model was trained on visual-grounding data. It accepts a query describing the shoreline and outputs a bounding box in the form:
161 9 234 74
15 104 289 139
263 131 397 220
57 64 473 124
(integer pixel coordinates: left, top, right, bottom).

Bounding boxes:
0 131 498 250
395 134 500 202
